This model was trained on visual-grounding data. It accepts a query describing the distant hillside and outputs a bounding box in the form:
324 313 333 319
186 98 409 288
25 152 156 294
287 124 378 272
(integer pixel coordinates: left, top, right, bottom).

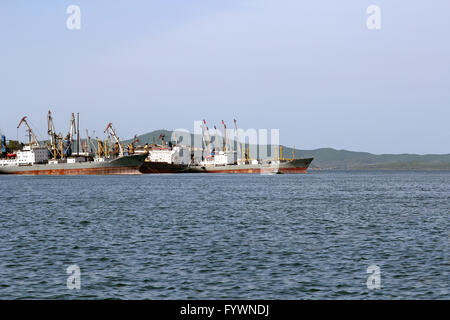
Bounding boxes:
282 147 450 170
126 130 450 170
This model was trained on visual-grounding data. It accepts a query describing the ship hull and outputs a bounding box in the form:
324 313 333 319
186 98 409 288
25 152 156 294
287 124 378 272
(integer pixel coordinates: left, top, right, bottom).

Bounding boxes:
277 158 314 174
140 162 189 174
0 154 147 175
186 158 314 174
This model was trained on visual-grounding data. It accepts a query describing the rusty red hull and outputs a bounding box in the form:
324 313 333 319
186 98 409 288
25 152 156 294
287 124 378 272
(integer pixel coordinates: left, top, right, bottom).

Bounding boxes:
185 158 314 174
277 167 308 174
5 166 142 175
188 167 308 174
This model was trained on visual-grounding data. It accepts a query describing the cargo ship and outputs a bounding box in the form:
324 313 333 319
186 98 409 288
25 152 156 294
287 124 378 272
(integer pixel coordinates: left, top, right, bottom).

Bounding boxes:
186 157 313 174
0 147 147 175
183 119 314 174
0 114 147 175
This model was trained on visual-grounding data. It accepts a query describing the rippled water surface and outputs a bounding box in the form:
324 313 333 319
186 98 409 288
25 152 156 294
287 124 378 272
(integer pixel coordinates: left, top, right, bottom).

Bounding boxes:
0 171 449 299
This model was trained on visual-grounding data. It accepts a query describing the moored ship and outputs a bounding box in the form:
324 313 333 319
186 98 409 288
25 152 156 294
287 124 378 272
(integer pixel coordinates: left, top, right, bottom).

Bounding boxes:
186 157 313 174
0 113 147 175
0 147 146 175
184 119 314 174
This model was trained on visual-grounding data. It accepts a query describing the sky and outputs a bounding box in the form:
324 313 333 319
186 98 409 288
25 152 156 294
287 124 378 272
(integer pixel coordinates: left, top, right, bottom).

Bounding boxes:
0 0 449 154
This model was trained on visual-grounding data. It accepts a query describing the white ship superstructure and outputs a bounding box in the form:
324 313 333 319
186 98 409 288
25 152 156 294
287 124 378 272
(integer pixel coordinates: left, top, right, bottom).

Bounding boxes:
0 146 49 167
148 145 191 165
200 150 237 166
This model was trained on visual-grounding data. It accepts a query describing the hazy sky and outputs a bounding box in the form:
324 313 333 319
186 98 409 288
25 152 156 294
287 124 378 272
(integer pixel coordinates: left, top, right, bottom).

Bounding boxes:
0 0 449 154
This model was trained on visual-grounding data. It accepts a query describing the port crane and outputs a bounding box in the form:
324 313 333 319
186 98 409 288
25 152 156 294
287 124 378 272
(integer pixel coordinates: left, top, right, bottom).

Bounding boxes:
202 119 212 155
63 113 76 157
85 129 97 155
96 137 105 157
104 123 124 156
128 134 139 154
234 119 244 163
221 120 228 152
46 111 64 159
17 116 40 148
213 125 220 153
0 131 6 157
172 131 178 145
157 134 166 146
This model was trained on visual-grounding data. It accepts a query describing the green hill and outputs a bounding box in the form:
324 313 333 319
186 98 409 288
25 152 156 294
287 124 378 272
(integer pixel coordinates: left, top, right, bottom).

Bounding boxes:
282 147 450 170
